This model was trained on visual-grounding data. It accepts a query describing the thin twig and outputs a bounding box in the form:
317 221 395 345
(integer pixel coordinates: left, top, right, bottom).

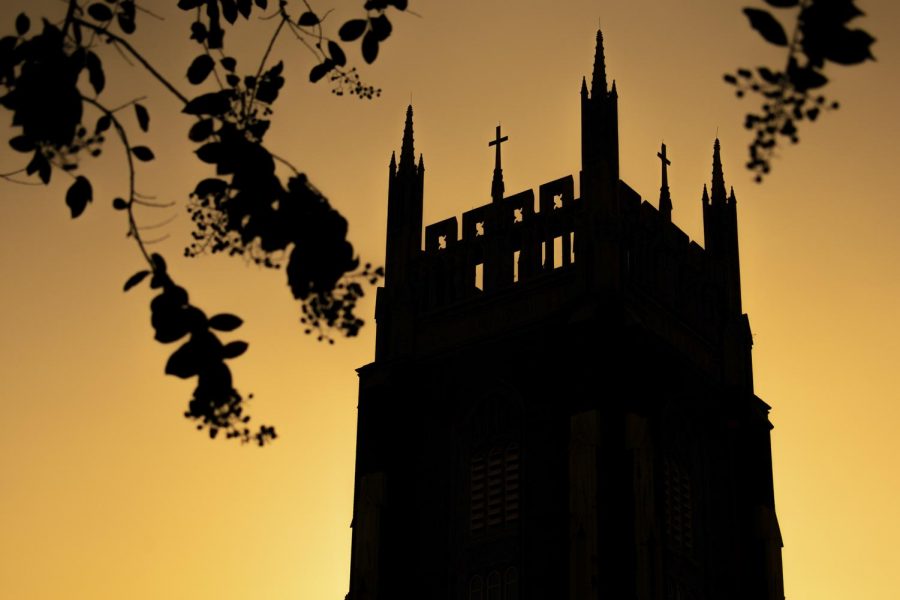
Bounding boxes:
83 96 154 268
74 18 190 105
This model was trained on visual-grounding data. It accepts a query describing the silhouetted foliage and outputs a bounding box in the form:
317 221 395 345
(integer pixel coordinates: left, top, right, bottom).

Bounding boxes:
726 0 874 181
0 0 404 444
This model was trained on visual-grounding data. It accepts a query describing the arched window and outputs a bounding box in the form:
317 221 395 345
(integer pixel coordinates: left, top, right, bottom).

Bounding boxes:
504 444 520 522
664 457 694 555
470 455 486 533
504 567 519 600
468 575 484 600
487 570 501 600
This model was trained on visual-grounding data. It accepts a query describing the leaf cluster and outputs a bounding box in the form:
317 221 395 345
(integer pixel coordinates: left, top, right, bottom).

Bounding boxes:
0 0 398 445
125 254 276 444
726 0 874 181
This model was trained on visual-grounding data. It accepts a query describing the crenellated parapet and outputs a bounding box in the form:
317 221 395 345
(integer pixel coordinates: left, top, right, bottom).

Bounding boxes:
418 175 578 309
408 169 730 349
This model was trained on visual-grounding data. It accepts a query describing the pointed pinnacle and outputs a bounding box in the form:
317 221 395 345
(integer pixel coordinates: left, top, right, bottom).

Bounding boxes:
591 27 608 99
400 104 415 170
702 183 710 205
418 153 425 173
389 150 396 170
728 185 736 205
581 76 588 97
711 138 727 204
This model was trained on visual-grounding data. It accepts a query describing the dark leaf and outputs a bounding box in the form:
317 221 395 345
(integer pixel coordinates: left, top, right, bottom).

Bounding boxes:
112 197 128 210
123 270 150 291
757 66 780 83
723 74 738 85
763 0 798 6
66 176 92 218
328 41 346 67
309 61 334 83
236 0 252 19
25 151 50 184
183 91 232 116
222 341 248 359
117 14 136 34
187 54 216 85
370 14 392 42
166 340 201 378
188 118 215 142
220 0 238 24
362 30 379 64
743 8 788 46
190 21 207 43
823 28 875 64
298 11 319 26
220 57 237 72
85 51 105 94
132 146 154 161
193 178 227 197
134 103 150 132
209 313 243 331
151 253 167 274
253 0 267 7
807 107 820 121
87 3 114 22
9 136 34 153
177 0 205 9
95 115 111 134
226 73 240 87
789 65 828 91
339 19 367 42
802 0 864 26
195 142 224 164
15 13 29 35
388 0 408 9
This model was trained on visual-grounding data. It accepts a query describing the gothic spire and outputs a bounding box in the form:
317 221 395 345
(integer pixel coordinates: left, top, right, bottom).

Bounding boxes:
399 104 415 171
591 27 608 99
581 75 588 99
657 142 672 221
711 138 727 205
702 183 710 205
418 153 425 173
389 150 396 171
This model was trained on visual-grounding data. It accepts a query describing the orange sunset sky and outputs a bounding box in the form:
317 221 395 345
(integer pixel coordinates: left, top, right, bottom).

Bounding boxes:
1 1 898 598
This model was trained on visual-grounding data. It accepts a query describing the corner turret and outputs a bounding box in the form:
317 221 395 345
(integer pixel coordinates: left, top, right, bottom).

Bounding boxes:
701 138 742 313
384 105 424 290
581 27 620 204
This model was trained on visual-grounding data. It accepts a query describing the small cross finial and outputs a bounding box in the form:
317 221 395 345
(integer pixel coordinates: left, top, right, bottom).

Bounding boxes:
489 124 509 202
488 124 509 170
657 142 673 221
657 142 671 168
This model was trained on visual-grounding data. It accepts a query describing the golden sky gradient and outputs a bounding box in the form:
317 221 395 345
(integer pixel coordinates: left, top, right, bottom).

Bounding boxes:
1 1 898 598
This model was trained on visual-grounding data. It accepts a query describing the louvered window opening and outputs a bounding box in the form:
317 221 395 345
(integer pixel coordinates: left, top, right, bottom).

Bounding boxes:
470 444 520 534
664 457 694 554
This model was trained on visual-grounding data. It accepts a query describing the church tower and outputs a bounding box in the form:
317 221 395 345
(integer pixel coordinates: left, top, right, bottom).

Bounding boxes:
347 28 784 600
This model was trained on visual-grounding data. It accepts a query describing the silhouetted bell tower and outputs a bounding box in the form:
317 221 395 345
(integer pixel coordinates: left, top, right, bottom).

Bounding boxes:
347 28 784 600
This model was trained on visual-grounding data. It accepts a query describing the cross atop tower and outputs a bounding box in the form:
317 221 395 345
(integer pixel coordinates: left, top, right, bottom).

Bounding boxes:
489 124 508 202
657 142 673 221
